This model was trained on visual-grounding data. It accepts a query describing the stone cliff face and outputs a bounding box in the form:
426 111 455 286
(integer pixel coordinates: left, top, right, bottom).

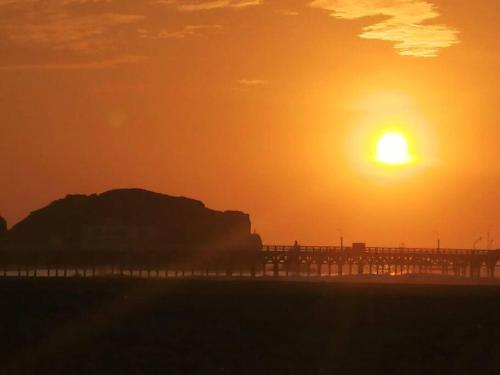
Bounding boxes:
0 216 6 238
6 189 262 252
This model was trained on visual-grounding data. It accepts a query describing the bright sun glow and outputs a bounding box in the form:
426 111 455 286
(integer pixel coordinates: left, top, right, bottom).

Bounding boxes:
376 132 412 165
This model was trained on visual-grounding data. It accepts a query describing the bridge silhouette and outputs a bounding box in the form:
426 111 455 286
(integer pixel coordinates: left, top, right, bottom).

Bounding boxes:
0 243 498 280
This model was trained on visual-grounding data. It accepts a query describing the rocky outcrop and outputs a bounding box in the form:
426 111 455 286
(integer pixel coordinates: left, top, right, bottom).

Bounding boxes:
6 189 262 253
0 216 6 238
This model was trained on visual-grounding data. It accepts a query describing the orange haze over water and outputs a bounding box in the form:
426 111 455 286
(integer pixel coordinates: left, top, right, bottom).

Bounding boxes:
0 0 498 249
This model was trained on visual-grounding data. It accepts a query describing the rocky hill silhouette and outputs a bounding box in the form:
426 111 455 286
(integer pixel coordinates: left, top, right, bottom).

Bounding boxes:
4 189 262 253
0 216 6 240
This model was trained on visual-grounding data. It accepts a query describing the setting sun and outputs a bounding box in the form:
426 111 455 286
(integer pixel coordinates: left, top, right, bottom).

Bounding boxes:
376 132 412 165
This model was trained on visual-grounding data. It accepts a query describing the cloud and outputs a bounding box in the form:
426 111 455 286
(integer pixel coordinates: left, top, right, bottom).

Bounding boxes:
276 9 299 16
1 13 144 52
0 0 147 69
237 79 268 86
176 0 262 12
155 24 223 39
0 1 144 53
309 0 459 57
0 0 257 70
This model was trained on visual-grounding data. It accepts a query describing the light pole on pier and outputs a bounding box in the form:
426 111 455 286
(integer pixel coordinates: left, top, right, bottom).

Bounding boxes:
473 237 482 250
337 229 343 251
486 228 494 250
434 231 441 250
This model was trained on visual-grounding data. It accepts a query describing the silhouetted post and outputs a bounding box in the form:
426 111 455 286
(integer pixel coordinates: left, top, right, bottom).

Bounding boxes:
470 264 476 279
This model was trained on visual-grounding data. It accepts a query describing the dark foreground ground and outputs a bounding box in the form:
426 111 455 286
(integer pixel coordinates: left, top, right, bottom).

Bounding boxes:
0 279 498 375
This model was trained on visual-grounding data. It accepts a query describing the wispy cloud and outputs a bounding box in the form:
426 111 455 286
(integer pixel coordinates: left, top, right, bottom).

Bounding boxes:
309 0 459 57
0 0 147 69
176 0 262 12
237 79 268 86
0 1 144 53
1 13 144 52
276 9 299 16
155 24 223 39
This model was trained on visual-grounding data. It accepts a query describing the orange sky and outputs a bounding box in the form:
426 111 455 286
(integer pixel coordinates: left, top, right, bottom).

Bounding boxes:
0 0 499 248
